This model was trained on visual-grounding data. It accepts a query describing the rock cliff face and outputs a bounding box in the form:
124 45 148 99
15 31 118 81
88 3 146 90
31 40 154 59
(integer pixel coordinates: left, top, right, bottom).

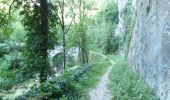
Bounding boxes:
129 0 170 99
115 0 128 36
114 0 128 56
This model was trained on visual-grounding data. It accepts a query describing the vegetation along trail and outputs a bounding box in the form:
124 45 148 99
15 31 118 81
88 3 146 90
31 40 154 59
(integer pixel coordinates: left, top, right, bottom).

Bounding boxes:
1 0 160 99
89 52 115 100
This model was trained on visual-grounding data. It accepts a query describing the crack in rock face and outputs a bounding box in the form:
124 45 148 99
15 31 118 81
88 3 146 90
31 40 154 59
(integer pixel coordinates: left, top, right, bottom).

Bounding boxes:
162 24 170 62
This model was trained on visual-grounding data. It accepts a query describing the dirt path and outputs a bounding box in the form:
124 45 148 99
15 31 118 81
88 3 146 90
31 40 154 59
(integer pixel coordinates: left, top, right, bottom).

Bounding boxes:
89 66 112 100
89 52 115 100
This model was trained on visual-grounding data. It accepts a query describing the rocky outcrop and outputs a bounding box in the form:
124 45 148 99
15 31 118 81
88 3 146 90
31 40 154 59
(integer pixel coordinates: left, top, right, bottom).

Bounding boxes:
114 0 128 56
129 0 170 99
115 0 128 36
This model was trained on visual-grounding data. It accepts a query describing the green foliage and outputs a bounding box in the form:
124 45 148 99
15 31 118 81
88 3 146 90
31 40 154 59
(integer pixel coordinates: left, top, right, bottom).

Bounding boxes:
86 1 119 53
98 1 119 24
96 1 118 30
0 0 20 42
0 44 8 57
0 6 27 89
67 55 76 68
0 53 25 90
10 21 26 43
0 41 25 90
0 25 13 42
0 78 15 90
108 56 158 100
67 17 90 64
104 35 120 54
76 59 110 99
16 64 93 99
17 54 110 99
19 1 58 79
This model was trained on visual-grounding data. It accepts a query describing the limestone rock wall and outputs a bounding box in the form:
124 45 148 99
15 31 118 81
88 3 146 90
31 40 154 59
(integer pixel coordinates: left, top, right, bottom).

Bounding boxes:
115 0 128 36
129 0 170 99
114 0 128 56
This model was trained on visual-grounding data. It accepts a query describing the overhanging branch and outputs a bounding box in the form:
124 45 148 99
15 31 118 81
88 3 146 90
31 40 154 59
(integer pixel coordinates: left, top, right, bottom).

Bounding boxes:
0 0 16 26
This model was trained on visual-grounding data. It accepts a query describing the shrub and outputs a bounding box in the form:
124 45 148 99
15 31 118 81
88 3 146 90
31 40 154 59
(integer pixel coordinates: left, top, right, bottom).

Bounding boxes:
104 35 120 54
16 64 93 99
66 55 76 68
0 44 10 57
0 55 25 90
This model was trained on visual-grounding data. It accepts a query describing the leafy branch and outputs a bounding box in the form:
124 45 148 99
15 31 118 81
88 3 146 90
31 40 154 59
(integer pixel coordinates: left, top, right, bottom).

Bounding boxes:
0 0 16 26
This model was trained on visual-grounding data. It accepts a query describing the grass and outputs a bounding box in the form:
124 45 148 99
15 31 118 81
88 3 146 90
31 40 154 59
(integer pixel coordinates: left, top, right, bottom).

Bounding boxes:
108 55 158 100
75 56 111 99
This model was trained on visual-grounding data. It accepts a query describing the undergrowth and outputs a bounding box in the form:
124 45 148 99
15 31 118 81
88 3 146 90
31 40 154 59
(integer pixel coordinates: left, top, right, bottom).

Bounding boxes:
108 55 158 100
16 54 110 100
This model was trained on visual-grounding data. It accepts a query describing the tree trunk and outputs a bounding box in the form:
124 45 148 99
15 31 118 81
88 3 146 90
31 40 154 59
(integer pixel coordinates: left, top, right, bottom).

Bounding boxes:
79 0 88 65
63 27 66 71
39 0 49 83
61 0 66 72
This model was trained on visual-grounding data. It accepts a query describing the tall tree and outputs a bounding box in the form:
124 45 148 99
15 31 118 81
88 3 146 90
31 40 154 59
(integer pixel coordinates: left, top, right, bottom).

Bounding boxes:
56 0 74 71
20 0 57 83
39 0 49 83
78 0 88 64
